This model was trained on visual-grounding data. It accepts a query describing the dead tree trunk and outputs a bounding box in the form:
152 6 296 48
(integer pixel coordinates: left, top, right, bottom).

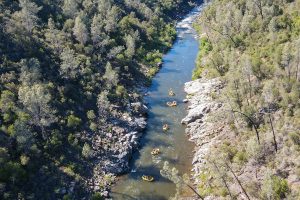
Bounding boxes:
268 110 278 152
212 161 234 199
225 162 251 200
231 110 260 144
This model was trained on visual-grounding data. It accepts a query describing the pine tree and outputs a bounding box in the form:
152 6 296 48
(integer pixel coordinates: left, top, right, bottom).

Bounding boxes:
18 84 55 139
63 0 79 18
19 58 42 86
7 0 42 34
45 18 66 54
103 62 118 89
60 47 80 79
73 15 89 45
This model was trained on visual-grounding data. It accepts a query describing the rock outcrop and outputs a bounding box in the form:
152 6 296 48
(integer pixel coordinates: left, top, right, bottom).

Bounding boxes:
182 78 225 183
86 101 147 195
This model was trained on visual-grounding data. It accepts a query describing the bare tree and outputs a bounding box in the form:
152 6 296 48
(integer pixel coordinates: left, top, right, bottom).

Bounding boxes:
230 110 260 144
225 162 251 200
211 161 234 199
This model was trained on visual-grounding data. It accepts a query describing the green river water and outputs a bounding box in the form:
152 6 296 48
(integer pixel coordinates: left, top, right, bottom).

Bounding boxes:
112 5 203 200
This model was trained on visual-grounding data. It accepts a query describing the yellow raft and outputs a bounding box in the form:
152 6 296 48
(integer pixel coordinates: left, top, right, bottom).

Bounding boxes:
151 148 160 156
163 124 169 131
166 101 177 107
168 89 175 96
142 175 154 182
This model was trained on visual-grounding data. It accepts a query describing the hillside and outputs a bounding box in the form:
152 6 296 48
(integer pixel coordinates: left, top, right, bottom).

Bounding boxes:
191 0 300 199
0 0 198 199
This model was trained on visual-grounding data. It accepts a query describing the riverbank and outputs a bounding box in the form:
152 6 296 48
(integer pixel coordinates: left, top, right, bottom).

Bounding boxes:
182 0 300 199
182 78 225 185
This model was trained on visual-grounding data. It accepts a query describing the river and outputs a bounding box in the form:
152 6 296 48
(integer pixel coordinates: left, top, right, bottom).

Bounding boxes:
111 4 203 200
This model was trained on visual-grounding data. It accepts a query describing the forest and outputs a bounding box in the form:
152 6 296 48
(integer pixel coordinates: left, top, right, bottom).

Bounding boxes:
193 0 300 199
0 0 198 199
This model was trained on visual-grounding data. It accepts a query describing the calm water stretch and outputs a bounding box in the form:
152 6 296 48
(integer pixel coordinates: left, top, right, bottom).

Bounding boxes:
112 5 203 200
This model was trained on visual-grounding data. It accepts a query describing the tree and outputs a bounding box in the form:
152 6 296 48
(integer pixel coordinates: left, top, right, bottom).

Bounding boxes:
91 14 111 52
19 58 41 86
73 15 89 45
104 6 119 33
67 114 81 128
7 0 42 34
63 0 79 18
18 84 55 139
103 62 118 89
45 18 66 54
60 47 80 79
294 38 300 81
97 90 110 120
242 56 254 99
160 161 203 200
91 14 104 44
262 80 278 152
281 42 293 81
225 162 251 200
13 120 34 153
82 142 93 159
0 90 16 116
125 34 136 59
253 0 264 20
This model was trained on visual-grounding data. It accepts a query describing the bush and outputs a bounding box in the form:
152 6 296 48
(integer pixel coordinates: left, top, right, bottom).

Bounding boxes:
289 132 300 146
261 175 289 200
91 192 103 200
87 110 96 120
89 122 97 131
192 66 204 80
148 67 159 77
220 142 238 161
246 137 263 161
67 115 81 128
115 85 127 98
233 150 248 164
20 155 29 166
82 143 93 159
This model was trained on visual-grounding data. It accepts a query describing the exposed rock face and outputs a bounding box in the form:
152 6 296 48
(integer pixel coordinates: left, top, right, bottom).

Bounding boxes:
182 78 224 183
86 102 148 194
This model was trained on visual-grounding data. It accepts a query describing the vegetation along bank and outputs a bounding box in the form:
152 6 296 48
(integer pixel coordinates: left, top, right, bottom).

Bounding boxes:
0 0 199 199
184 0 300 199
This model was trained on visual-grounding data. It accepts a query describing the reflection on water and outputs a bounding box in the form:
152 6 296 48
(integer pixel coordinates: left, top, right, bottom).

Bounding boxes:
112 4 203 200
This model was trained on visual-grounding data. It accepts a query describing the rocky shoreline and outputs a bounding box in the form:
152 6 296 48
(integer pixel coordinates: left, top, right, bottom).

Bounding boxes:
87 100 148 197
181 78 225 184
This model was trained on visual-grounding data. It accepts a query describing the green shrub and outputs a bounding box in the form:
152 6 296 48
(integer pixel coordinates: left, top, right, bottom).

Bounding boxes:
67 115 81 128
116 85 127 98
233 150 248 164
220 142 238 161
89 122 97 131
91 192 103 200
82 143 93 159
20 155 29 166
87 110 96 120
262 175 289 200
192 66 204 80
289 132 300 145
148 67 159 77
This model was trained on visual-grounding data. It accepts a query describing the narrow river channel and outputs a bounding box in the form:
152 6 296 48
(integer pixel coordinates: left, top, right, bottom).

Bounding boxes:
112 5 203 200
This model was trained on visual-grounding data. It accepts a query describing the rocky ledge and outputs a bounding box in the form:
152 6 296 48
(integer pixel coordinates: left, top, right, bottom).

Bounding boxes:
181 78 224 183
81 101 148 197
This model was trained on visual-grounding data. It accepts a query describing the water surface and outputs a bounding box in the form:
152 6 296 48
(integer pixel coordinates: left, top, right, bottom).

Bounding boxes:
112 5 203 200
